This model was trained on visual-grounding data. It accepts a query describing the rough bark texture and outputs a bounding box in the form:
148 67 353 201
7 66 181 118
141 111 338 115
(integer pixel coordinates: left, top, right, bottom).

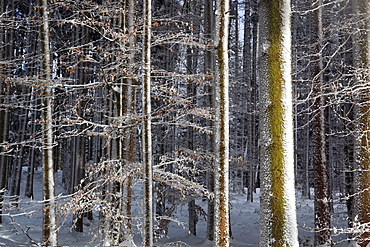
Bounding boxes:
142 0 154 244
214 0 230 245
311 0 331 245
258 0 298 246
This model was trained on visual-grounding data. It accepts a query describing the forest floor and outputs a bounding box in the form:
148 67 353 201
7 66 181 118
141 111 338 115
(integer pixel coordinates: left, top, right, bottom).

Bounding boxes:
0 169 357 246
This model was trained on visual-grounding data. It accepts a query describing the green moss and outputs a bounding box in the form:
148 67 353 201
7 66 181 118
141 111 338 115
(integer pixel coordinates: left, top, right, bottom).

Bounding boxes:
266 0 289 245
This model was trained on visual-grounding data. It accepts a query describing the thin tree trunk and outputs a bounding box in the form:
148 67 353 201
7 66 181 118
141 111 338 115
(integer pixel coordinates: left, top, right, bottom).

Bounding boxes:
25 89 38 199
40 0 57 244
0 1 12 220
258 0 299 246
142 0 153 244
243 0 253 202
311 0 331 245
0 82 8 224
10 87 29 205
204 0 216 241
214 0 230 245
72 135 85 233
12 108 28 202
121 0 137 242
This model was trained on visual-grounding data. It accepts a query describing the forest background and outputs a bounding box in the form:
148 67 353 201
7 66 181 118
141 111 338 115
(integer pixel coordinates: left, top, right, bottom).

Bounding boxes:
0 0 370 246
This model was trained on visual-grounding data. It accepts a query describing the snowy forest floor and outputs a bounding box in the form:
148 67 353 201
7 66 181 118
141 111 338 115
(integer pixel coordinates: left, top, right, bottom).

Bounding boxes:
0 169 357 246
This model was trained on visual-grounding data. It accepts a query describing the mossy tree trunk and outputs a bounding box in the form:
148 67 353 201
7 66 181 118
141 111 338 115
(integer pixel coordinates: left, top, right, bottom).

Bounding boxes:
258 0 298 246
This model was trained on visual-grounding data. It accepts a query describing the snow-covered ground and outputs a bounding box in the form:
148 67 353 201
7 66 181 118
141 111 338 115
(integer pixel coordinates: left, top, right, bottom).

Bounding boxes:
0 169 354 246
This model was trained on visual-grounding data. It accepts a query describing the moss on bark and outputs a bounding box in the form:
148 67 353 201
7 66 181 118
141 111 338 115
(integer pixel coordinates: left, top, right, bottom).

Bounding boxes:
263 0 297 245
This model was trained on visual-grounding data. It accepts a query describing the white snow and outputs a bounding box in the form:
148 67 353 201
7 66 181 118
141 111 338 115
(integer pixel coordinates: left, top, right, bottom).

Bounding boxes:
0 170 355 246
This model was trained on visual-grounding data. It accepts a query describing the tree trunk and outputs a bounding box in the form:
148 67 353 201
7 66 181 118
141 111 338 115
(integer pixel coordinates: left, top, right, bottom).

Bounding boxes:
10 87 29 206
40 0 57 245
121 0 137 242
204 0 216 241
25 88 38 199
142 0 153 244
311 0 331 245
0 0 11 223
355 1 370 246
258 0 299 246
214 0 230 245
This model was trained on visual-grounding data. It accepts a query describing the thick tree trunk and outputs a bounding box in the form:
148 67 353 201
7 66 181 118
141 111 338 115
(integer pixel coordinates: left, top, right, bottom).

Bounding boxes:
258 0 299 246
214 0 230 245
40 0 57 245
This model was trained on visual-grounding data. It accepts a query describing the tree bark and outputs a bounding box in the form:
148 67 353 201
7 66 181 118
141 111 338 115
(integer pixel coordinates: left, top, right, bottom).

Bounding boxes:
355 1 370 246
214 0 230 245
121 0 137 242
258 0 299 246
40 0 58 245
204 0 216 241
142 0 154 244
311 0 331 245
0 0 11 223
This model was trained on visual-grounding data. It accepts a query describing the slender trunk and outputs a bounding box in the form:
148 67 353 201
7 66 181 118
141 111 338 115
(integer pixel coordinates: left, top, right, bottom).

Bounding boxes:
73 135 85 233
214 0 230 245
142 0 153 244
204 0 216 241
258 0 298 246
244 0 259 202
0 1 11 221
0 80 9 224
311 1 331 245
25 89 38 199
11 104 28 204
121 0 137 241
40 0 57 245
243 0 253 202
251 0 259 198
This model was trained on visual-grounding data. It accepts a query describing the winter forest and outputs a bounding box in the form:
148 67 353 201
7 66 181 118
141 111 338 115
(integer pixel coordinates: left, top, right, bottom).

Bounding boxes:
1 0 370 246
